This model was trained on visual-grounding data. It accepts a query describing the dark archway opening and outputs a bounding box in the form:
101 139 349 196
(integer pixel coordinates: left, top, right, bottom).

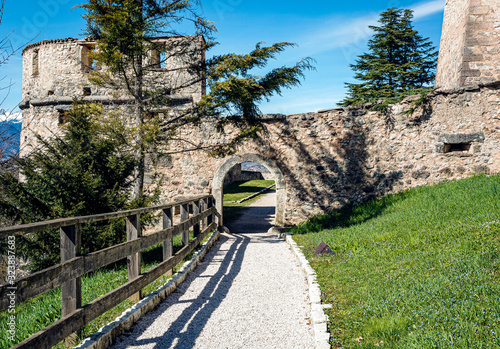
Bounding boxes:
212 153 286 227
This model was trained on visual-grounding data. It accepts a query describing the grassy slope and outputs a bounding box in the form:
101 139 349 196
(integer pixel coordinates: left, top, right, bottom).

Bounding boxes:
292 174 500 348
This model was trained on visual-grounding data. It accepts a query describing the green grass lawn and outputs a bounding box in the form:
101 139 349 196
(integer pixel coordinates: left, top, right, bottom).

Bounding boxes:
223 179 275 224
0 232 201 348
222 179 275 206
292 174 500 348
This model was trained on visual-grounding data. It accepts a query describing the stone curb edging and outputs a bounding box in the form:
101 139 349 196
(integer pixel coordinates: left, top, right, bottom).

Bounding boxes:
74 229 221 349
285 233 331 349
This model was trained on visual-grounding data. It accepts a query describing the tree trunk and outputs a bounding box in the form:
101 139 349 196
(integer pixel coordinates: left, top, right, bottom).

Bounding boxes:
132 108 144 201
132 53 144 201
132 0 145 202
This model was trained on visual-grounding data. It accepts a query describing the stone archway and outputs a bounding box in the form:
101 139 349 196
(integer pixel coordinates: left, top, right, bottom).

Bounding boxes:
212 153 286 227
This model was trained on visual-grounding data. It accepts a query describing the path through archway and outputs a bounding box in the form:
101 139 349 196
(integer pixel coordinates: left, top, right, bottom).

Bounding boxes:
212 153 286 226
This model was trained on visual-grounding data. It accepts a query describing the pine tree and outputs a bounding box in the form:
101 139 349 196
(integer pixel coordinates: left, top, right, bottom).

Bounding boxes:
339 7 437 107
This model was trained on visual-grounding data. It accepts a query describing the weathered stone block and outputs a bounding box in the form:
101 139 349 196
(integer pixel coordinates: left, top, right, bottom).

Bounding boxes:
435 143 445 153
411 170 431 180
474 165 491 174
438 132 485 143
436 0 500 89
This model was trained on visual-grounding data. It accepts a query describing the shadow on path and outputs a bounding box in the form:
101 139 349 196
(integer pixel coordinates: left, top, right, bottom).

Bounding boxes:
225 190 276 234
112 191 281 349
114 233 249 349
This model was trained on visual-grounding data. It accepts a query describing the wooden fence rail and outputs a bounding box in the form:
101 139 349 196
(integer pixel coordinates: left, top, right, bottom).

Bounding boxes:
0 195 218 349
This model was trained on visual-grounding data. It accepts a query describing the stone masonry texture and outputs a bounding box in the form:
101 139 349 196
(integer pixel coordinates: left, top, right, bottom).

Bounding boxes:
19 37 204 156
147 83 500 225
436 0 500 89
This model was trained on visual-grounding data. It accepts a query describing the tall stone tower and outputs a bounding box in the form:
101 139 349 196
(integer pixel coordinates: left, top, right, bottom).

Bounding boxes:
436 0 500 89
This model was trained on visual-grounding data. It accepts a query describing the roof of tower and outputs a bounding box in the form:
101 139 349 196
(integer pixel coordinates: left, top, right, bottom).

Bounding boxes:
22 37 94 54
22 34 205 55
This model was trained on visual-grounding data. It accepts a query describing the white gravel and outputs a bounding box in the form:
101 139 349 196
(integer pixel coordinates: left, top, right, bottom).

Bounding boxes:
110 193 315 349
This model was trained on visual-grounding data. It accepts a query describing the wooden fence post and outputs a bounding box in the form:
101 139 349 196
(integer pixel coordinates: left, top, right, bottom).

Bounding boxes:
127 214 142 302
60 223 81 346
213 196 220 227
207 196 213 226
193 200 200 238
181 203 189 247
162 207 173 275
202 197 208 229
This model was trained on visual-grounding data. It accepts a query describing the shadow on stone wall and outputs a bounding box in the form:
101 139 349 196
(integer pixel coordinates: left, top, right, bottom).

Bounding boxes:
408 102 433 126
253 111 404 220
289 187 411 233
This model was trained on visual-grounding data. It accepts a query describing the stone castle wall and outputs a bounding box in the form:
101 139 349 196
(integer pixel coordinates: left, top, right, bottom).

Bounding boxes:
436 0 500 89
221 164 273 185
150 83 500 225
18 0 500 226
435 0 470 89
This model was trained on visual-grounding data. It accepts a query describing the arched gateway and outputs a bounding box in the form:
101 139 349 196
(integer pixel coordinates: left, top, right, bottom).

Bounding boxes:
212 153 286 227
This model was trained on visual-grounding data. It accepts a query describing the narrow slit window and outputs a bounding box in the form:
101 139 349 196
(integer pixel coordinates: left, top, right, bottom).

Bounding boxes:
32 50 39 76
150 43 166 69
151 49 161 69
160 51 166 69
444 143 471 153
83 87 91 96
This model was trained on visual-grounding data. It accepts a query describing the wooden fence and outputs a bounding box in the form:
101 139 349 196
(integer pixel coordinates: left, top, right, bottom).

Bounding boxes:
0 195 218 349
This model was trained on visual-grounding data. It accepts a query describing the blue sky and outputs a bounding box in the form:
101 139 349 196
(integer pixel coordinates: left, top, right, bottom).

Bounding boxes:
0 0 445 116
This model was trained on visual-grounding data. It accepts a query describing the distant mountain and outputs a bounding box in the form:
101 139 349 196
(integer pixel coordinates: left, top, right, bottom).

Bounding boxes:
0 110 22 122
0 120 22 157
241 162 270 173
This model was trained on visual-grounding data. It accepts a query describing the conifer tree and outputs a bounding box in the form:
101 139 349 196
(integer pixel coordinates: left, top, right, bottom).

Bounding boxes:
339 7 437 107
0 103 139 270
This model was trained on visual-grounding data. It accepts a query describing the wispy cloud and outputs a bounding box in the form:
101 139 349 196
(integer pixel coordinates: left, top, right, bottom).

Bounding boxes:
262 0 446 114
294 0 445 60
263 89 347 114
412 0 446 19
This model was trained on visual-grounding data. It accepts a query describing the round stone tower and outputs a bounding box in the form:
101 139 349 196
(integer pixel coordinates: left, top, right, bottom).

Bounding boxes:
19 36 205 156
436 0 500 89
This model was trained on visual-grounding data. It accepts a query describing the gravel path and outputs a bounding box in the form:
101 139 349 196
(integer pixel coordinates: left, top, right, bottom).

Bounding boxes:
110 192 315 349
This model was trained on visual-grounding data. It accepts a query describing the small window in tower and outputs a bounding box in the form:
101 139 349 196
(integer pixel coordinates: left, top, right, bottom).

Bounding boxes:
83 87 91 96
443 143 471 153
81 45 98 72
151 50 167 69
58 111 70 126
32 50 40 76
151 49 161 69
48 90 54 96
159 51 166 69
